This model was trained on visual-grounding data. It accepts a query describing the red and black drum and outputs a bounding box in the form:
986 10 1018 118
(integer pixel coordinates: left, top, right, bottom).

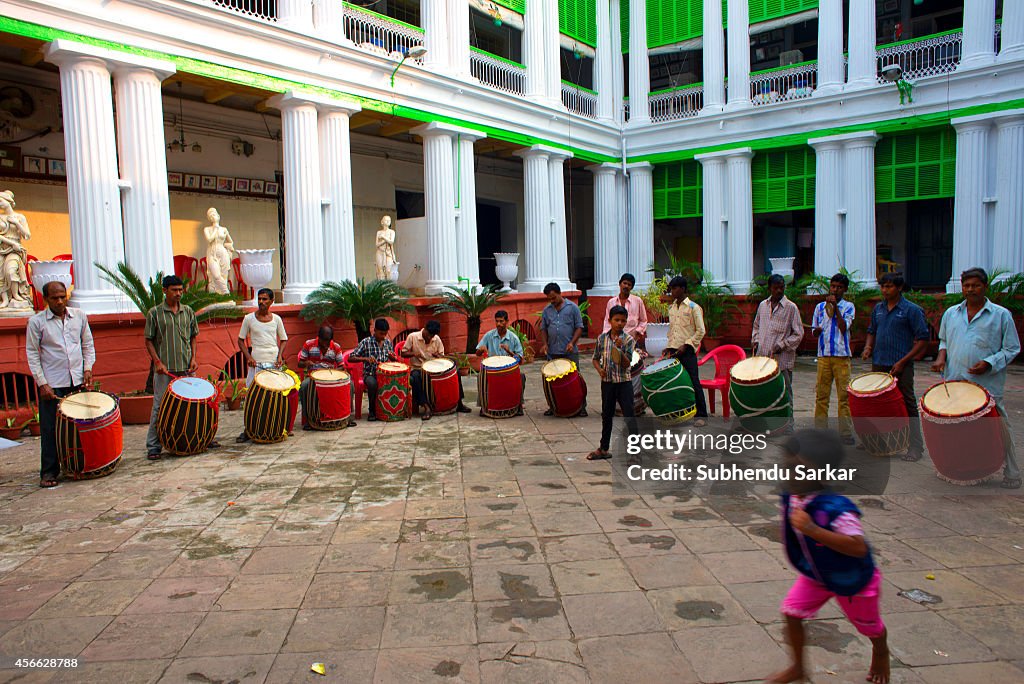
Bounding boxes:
921 380 1005 485
158 377 220 456
304 368 352 430
847 372 909 457
422 358 460 415
541 358 587 418
479 355 523 418
56 391 123 479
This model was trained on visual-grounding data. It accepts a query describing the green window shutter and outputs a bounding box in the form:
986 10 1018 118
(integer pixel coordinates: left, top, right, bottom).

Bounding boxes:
874 128 956 203
492 0 526 13
654 161 703 219
752 147 815 213
646 0 703 49
559 0 597 47
748 0 818 24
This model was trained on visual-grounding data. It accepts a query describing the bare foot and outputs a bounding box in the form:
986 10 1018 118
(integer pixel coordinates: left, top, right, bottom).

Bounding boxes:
866 645 890 683
765 665 805 683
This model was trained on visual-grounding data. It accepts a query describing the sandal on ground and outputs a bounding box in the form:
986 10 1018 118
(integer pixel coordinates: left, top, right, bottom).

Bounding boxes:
39 477 58 488
587 450 612 461
421 412 432 421
146 452 163 461
347 419 357 427
208 441 222 450
693 418 707 428
236 432 250 443
1001 477 1022 489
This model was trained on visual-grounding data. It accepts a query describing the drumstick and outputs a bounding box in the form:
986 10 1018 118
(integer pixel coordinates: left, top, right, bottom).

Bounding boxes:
942 378 951 398
62 396 102 409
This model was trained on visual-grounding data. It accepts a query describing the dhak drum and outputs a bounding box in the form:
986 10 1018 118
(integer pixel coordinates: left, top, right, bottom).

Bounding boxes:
244 369 294 443
423 358 460 415
541 358 587 417
158 377 220 456
920 380 1005 485
629 350 647 413
847 372 909 457
479 355 522 418
304 368 352 430
729 356 792 434
640 358 695 423
376 361 411 422
56 391 123 479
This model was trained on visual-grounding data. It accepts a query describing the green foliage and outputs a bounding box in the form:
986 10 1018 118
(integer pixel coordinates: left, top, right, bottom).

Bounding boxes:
749 268 879 334
644 243 736 334
96 262 243 323
578 299 591 327
301 278 413 340
433 285 506 353
693 281 737 338
981 269 1024 316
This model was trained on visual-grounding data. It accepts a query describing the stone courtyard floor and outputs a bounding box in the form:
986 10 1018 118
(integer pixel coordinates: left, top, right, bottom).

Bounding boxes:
0 357 1022 683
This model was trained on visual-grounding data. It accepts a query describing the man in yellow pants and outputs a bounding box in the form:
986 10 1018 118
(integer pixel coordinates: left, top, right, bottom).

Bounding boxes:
811 273 855 444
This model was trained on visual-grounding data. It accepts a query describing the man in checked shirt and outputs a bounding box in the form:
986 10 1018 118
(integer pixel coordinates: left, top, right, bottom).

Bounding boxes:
349 318 399 421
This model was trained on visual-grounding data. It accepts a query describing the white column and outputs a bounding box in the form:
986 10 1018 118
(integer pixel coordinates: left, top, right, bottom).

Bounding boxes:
628 0 651 124
843 133 880 286
45 41 126 313
610 0 625 124
961 0 997 69
815 0 844 95
516 146 553 292
548 150 576 291
313 0 349 45
993 113 1024 274
318 103 361 283
948 117 993 292
278 0 314 33
447 0 472 78
455 129 487 289
422 0 451 73
112 60 176 282
694 152 729 285
1000 0 1024 60
412 123 459 294
595 0 615 121
846 0 878 88
268 92 325 303
616 170 629 273
807 136 846 278
588 164 620 295
627 162 654 291
725 150 754 293
524 0 548 100
544 0 564 103
726 0 751 110
701 0 726 113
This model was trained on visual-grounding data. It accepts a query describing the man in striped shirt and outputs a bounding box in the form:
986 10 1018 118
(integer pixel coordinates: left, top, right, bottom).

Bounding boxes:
811 273 856 444
298 325 356 428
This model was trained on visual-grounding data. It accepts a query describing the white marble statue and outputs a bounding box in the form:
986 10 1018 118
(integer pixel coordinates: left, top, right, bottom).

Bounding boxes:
203 207 235 295
0 190 32 311
375 214 399 281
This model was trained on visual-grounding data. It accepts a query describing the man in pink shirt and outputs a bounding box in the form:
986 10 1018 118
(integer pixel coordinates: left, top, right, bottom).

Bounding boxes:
602 273 648 346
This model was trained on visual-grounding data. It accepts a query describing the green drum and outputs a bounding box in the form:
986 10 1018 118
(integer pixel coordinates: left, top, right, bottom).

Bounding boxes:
728 356 792 433
640 358 696 423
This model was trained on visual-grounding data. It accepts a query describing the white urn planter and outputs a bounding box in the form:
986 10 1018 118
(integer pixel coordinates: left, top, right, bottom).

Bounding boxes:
237 249 275 308
645 322 670 359
30 260 74 302
494 252 519 292
769 257 796 282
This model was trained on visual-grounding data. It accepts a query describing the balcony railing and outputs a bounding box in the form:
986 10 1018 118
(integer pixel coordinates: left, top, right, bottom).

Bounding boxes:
210 0 276 22
750 60 817 106
875 30 962 83
343 2 425 61
470 48 526 96
561 81 598 118
649 83 704 122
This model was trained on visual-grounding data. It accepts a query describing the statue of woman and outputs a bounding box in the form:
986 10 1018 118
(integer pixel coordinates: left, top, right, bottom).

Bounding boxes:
0 190 32 310
375 215 399 281
203 207 235 295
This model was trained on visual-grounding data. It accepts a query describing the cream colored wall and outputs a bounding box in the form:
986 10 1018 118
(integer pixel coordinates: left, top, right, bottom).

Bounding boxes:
0 180 72 260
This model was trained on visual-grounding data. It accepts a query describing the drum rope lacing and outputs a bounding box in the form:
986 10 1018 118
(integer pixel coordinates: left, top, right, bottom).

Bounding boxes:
728 383 789 417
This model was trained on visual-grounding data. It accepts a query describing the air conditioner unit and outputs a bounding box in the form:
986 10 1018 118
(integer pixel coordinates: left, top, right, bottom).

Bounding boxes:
780 50 804 66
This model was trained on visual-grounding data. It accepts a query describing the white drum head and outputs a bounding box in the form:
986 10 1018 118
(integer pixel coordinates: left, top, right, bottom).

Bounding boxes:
482 355 516 369
310 368 348 382
631 350 642 367
849 372 896 394
59 391 116 420
731 356 778 382
255 369 294 391
542 358 575 378
423 358 455 374
378 362 408 373
922 381 990 417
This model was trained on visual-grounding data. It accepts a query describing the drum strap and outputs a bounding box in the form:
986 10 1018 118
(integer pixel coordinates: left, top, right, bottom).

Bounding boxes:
728 383 789 417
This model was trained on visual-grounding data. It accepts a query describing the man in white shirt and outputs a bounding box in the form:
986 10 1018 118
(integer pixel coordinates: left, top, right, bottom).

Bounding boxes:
25 281 95 488
236 288 288 442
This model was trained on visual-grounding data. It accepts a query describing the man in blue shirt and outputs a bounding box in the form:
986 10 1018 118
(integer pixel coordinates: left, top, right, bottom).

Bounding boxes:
862 273 930 461
812 273 856 444
476 310 526 416
538 282 587 417
932 268 1021 489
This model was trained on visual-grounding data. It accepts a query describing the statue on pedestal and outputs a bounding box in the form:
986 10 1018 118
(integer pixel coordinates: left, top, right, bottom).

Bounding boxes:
375 214 399 282
0 190 32 311
203 207 235 295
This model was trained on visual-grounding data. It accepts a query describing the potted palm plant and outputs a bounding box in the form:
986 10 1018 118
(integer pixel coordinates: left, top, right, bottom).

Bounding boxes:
97 262 243 423
431 284 506 355
301 278 413 340
0 411 24 440
693 280 737 351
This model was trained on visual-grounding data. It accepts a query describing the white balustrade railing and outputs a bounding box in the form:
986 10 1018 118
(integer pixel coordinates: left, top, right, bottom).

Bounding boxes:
649 84 703 122
875 30 962 83
561 82 598 118
343 3 424 61
470 49 526 96
210 0 276 22
750 61 817 106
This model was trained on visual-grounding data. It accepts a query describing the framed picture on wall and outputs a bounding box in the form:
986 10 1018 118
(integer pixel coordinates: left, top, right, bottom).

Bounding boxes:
184 174 200 189
23 156 44 174
0 145 20 171
168 171 183 187
201 175 217 190
250 179 265 194
235 178 250 193
216 177 234 192
264 181 279 195
47 159 66 176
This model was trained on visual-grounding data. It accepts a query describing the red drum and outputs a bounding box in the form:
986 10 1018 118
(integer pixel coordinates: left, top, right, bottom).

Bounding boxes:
479 355 522 418
423 358 460 415
56 391 123 479
920 380 1005 485
376 361 412 422
304 368 352 430
541 358 587 418
847 372 909 457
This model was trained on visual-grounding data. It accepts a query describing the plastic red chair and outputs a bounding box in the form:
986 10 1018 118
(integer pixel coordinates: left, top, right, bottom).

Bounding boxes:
26 255 43 310
173 255 198 283
198 257 208 285
53 253 74 281
394 340 408 364
342 350 365 419
231 257 251 300
697 344 747 418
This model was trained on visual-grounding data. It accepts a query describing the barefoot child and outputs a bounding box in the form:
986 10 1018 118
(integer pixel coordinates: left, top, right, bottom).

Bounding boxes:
588 305 638 461
769 429 890 684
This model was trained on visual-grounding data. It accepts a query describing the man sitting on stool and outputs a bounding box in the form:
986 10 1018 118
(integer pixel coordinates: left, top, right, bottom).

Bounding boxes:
350 318 398 422
403 320 472 420
475 310 527 416
298 325 356 429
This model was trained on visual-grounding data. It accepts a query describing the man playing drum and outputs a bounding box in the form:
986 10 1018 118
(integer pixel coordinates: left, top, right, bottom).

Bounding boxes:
932 268 1021 489
475 310 526 416
350 318 399 422
538 282 587 417
236 288 288 442
753 274 804 403
662 275 708 427
601 273 648 347
812 273 856 445
862 273 930 462
25 281 95 487
402 320 472 420
298 325 356 428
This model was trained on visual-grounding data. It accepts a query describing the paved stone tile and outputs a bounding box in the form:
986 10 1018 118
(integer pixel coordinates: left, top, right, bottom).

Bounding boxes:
0 616 111 659
389 569 472 603
216 574 312 610
475 599 572 642
699 549 793 584
463 481 521 499
940 605 1024 661
382 603 477 648
477 641 587 684
647 585 756 630
954 565 1024 603
331 520 403 544
672 624 787 683
466 515 535 539
2 553 104 582
872 538 952 572
464 497 526 517
179 609 295 656
259 522 335 547
562 591 663 638
282 607 385 652
303 571 391 608
519 494 587 514
539 533 617 563
591 507 667 533
395 541 471 570
319 543 397 573
914 661 1024 683
0 580 69 620
400 518 469 543
240 544 325 575
160 547 253 577
119 527 204 552
123 576 231 614
469 537 542 565
51 659 168 683
884 569 1005 610
156 654 274 683
902 536 1017 568
578 633 697 684
374 646 480 684
674 523 764 554
550 558 638 595
884 611 997 666
78 549 180 580
622 554 718 591
32 579 150 618
470 563 555 602
80 612 204 661
605 529 686 557
404 498 466 519
265 650 377 683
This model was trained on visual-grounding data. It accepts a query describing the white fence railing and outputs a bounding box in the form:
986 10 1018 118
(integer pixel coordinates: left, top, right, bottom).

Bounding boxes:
875 30 962 83
343 4 425 61
210 0 276 22
470 50 526 96
561 83 598 118
750 61 817 106
649 84 704 122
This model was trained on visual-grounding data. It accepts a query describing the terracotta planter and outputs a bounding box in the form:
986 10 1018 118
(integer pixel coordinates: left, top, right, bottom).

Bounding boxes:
458 367 470 377
0 427 23 440
226 397 243 411
28 422 40 437
118 395 154 425
468 354 483 374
